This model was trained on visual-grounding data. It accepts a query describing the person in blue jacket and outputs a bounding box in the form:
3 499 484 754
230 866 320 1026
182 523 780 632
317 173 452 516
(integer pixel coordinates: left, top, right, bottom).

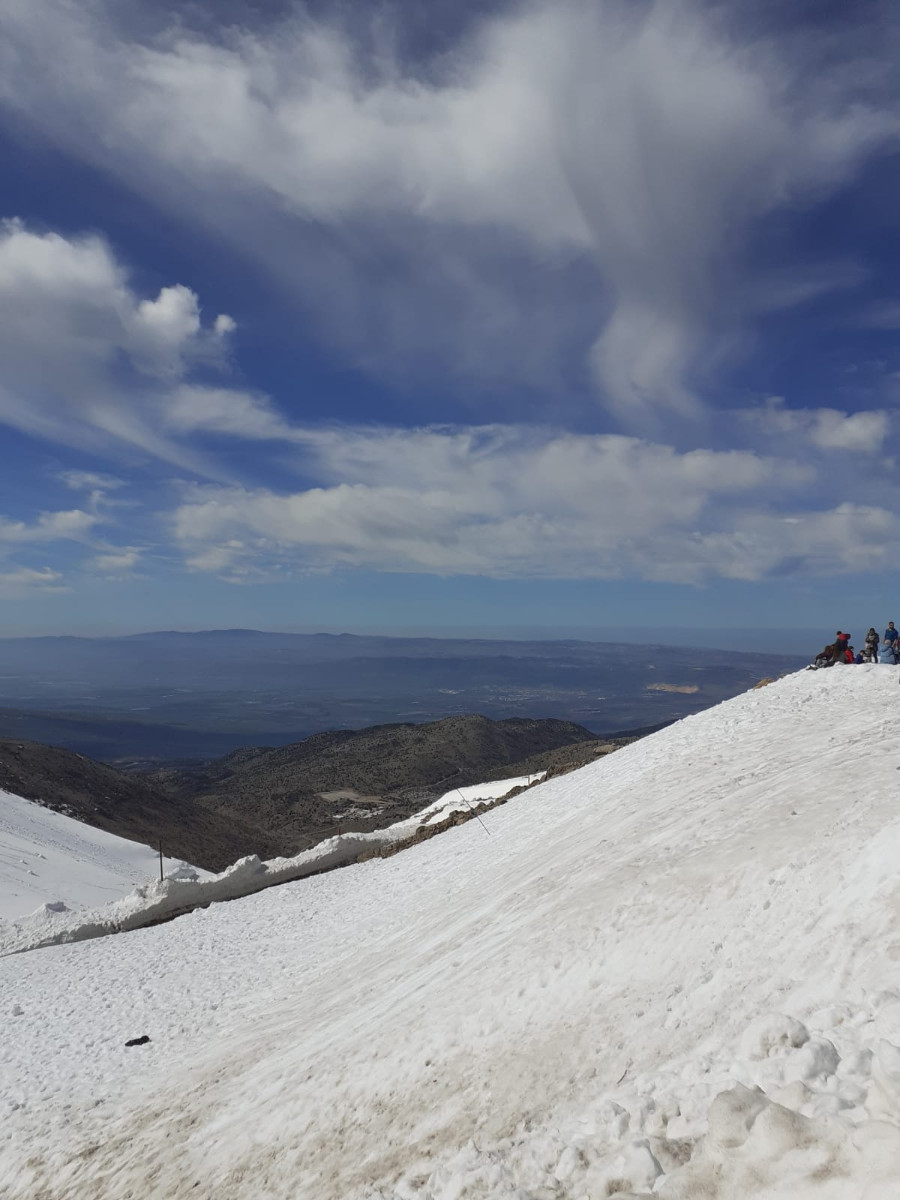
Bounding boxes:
885 621 899 644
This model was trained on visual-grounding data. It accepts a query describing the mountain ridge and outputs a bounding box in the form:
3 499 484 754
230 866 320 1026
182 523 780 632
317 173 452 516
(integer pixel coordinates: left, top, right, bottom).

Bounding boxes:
0 738 261 873
143 713 608 854
0 713 632 872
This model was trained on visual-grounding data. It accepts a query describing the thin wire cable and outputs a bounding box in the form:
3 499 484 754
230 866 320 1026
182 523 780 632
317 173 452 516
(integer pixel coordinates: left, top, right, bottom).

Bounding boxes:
453 787 492 836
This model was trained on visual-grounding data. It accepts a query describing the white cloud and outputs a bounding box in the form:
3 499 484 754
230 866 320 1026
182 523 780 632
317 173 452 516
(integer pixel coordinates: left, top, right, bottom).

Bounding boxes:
184 543 245 574
0 219 234 470
214 314 237 337
0 505 100 594
0 508 99 544
0 566 66 594
90 547 142 573
0 6 896 596
1 2 897 417
809 410 889 452
60 470 126 492
688 505 896 582
131 284 201 375
164 386 300 441
744 398 889 453
171 423 830 583
0 498 143 588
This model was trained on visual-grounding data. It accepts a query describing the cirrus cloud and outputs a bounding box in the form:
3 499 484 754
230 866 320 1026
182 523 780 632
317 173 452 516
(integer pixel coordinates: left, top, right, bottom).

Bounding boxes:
1 1 898 418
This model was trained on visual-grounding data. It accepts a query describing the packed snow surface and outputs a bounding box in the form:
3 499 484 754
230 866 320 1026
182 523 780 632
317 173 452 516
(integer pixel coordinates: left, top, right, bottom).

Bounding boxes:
4 666 900 1198
419 772 545 823
0 773 545 955
0 789 205 922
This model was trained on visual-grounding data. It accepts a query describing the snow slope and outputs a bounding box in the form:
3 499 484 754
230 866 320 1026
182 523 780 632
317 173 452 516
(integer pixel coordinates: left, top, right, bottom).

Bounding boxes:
417 771 546 823
0 789 206 922
4 667 900 1198
0 773 545 955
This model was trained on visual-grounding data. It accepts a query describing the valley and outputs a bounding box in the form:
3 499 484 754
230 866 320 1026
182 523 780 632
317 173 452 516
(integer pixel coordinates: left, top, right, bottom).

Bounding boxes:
0 630 805 761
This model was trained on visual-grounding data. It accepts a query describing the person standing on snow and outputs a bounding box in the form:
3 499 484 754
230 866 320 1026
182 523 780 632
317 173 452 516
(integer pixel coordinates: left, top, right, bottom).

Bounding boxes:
865 628 879 662
882 623 900 665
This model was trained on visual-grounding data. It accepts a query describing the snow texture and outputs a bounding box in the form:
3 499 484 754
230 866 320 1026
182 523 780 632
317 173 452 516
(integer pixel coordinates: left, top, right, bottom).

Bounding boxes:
416 772 546 824
3 667 900 1198
0 774 544 955
0 789 206 922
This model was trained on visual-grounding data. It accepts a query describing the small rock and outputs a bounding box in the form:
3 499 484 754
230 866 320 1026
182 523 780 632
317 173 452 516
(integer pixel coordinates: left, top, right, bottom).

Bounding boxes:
125 1035 151 1047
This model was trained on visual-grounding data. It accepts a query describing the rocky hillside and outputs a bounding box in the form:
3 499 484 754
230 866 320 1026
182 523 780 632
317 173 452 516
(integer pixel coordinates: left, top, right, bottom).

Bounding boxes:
145 714 603 853
451 720 672 789
0 715 647 875
0 739 262 873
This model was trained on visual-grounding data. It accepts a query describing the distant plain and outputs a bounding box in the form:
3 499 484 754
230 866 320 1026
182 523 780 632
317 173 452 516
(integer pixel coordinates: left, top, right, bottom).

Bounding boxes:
0 630 806 761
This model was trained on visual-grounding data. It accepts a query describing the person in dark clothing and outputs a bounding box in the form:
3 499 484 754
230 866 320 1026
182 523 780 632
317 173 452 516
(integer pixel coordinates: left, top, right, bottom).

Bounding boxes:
831 632 850 663
809 642 836 669
865 628 879 662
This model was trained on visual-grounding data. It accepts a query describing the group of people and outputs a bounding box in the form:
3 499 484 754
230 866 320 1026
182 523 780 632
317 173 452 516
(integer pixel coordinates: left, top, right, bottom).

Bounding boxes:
810 623 900 669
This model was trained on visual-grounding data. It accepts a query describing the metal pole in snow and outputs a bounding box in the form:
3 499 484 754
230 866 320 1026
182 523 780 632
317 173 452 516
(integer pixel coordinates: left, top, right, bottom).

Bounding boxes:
454 788 492 837
158 840 164 882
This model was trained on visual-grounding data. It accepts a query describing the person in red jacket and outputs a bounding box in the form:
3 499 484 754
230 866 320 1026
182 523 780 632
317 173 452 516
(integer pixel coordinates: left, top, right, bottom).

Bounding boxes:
807 631 852 670
831 632 850 663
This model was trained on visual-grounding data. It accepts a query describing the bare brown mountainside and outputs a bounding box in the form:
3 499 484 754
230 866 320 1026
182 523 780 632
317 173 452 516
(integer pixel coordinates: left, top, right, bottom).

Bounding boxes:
0 738 262 872
161 714 596 795
0 715 642 877
145 714 606 854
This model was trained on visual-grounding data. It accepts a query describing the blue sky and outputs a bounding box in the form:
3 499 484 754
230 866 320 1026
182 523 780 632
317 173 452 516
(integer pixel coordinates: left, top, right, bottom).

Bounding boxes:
1 0 900 637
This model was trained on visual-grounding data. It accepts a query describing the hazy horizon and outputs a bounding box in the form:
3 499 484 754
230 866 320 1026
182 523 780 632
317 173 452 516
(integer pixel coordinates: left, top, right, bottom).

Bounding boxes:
0 623 834 655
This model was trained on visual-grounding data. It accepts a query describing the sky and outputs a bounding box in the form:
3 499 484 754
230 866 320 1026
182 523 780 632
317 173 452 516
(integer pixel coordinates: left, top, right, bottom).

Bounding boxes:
1 0 900 637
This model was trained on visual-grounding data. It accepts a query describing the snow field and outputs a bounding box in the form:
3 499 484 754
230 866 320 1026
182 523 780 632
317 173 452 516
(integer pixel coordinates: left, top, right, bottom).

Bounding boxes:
2 667 900 1197
0 789 206 922
417 772 546 825
0 773 544 955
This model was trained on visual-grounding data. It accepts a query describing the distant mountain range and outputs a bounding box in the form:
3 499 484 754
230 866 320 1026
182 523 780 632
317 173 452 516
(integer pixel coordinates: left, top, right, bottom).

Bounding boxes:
0 629 805 760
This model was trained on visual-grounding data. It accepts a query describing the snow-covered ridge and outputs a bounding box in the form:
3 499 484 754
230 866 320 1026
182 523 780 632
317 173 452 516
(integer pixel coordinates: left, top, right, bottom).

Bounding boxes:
4 667 900 1198
0 773 544 956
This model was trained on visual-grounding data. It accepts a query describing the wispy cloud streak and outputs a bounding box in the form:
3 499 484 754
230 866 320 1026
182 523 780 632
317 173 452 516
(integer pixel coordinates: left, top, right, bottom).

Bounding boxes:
2 0 897 417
